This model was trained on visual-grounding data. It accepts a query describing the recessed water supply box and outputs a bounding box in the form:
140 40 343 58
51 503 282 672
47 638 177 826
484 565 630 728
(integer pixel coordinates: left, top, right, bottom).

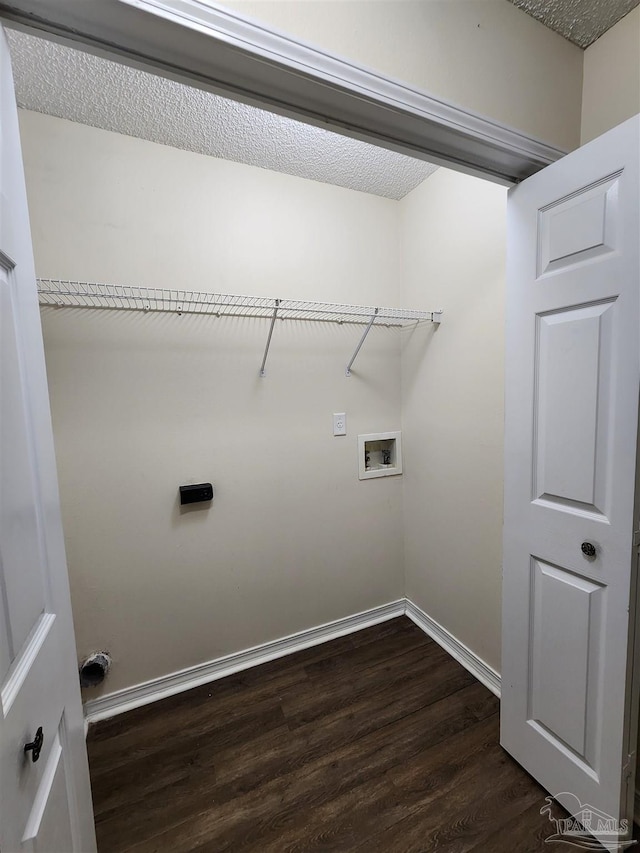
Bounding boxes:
358 432 402 480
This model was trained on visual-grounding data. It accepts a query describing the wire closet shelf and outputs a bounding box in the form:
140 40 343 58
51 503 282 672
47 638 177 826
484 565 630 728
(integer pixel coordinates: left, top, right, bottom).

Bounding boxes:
37 278 443 377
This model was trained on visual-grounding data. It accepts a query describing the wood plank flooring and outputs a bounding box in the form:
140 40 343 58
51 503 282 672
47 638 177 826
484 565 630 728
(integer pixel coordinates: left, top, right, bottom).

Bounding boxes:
86 616 595 852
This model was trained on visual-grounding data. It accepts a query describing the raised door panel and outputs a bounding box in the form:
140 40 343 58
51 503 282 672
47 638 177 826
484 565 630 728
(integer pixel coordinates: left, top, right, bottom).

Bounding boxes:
529 558 603 771
537 174 619 276
0 263 48 660
22 727 74 853
533 299 615 518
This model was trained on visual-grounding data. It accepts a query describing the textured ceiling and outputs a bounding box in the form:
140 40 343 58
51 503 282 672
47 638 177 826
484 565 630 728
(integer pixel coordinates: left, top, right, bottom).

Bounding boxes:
509 0 639 48
6 29 437 201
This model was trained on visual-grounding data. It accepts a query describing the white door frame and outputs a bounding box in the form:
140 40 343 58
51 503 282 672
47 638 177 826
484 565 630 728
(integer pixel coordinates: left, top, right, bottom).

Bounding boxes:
0 0 566 184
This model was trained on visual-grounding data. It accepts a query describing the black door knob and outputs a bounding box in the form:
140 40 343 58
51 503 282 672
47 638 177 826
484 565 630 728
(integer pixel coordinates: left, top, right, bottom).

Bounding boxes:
581 542 597 558
24 727 44 762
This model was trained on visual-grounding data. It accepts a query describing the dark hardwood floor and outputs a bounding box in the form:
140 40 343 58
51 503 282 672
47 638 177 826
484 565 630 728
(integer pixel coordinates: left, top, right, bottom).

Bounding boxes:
86 616 589 852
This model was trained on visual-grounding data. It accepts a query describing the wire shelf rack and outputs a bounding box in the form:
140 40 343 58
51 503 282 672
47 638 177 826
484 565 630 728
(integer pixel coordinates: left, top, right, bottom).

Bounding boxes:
37 279 443 376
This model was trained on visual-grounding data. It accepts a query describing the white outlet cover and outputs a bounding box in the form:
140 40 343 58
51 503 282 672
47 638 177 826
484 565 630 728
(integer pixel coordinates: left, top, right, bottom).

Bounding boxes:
333 413 347 436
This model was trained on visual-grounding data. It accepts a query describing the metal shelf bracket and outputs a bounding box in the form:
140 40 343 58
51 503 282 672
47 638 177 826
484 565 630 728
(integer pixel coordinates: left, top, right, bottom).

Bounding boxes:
346 308 378 377
260 298 280 377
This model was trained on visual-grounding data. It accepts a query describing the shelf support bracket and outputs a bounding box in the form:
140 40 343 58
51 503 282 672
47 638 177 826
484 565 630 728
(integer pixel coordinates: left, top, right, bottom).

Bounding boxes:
346 308 378 377
260 298 280 377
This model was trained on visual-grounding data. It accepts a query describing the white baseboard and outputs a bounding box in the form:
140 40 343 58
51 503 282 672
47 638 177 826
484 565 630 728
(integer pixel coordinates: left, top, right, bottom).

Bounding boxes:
84 599 405 723
404 599 501 698
84 597 501 724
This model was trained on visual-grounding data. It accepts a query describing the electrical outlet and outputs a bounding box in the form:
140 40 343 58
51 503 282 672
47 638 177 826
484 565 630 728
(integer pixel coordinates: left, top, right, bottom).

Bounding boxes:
333 412 347 436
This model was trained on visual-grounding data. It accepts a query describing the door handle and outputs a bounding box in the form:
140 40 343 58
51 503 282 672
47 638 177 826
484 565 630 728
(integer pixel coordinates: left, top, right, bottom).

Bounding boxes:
24 727 44 762
581 542 597 558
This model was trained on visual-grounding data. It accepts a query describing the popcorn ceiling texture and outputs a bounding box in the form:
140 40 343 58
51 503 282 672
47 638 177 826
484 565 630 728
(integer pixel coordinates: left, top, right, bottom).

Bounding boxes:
509 0 639 48
6 29 437 201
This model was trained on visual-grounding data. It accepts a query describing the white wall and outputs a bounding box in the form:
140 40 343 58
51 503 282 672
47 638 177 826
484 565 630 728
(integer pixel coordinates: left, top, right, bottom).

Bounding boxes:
400 169 507 672
581 6 640 144
22 105 510 695
20 109 406 696
24 0 638 704
222 0 583 151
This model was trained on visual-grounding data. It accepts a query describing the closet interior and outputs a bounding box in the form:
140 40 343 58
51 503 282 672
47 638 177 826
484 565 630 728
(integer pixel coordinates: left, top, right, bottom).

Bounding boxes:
4 6 640 850
6 21 508 717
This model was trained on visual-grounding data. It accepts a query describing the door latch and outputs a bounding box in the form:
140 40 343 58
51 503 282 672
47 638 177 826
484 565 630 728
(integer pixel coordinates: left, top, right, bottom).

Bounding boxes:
24 727 44 763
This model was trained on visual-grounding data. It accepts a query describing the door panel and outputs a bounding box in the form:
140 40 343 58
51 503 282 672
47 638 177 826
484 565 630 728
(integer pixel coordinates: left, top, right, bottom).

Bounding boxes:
1 261 50 646
533 299 615 516
2 613 66 839
529 558 604 766
1 264 49 654
538 173 620 276
0 26 96 852
22 727 75 853
501 116 640 846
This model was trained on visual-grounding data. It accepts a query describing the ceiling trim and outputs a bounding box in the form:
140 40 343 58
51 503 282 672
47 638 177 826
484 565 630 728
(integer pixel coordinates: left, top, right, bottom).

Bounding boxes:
0 0 568 184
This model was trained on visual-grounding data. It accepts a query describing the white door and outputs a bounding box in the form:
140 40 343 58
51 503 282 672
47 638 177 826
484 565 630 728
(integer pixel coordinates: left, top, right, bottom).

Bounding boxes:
501 115 640 846
0 27 96 853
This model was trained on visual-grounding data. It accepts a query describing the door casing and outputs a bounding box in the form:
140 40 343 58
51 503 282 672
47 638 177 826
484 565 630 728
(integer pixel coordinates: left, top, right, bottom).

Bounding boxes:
0 0 566 185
